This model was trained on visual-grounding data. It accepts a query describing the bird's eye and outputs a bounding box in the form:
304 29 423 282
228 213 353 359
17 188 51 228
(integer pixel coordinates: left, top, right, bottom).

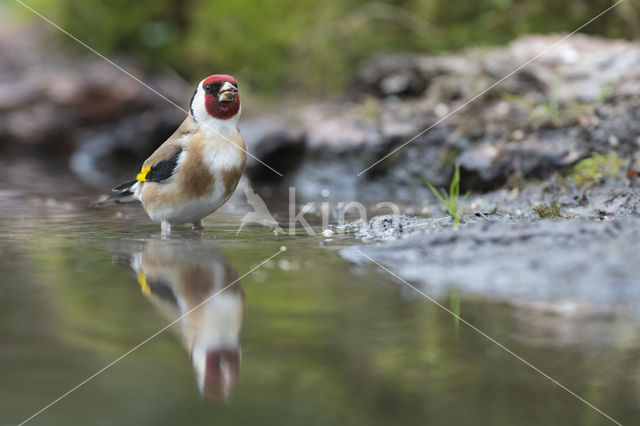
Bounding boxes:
204 84 212 94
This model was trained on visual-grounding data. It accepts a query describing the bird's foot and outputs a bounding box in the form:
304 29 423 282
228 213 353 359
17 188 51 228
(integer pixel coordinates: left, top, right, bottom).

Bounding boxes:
192 221 205 231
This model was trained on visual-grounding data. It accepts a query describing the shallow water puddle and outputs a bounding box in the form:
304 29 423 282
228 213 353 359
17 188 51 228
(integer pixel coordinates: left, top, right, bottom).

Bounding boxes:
1 173 639 426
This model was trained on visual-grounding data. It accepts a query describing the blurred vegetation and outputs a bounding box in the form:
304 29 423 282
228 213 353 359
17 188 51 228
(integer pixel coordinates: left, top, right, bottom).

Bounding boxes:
569 152 626 187
16 0 640 96
502 81 613 128
533 201 563 218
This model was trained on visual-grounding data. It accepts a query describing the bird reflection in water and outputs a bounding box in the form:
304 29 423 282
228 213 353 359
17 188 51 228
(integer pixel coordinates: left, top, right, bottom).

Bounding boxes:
130 239 245 402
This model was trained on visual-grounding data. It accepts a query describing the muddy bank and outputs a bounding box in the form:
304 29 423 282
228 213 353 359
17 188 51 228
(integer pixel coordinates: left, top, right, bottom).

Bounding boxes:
339 177 640 321
247 34 640 199
3 25 640 199
0 21 186 186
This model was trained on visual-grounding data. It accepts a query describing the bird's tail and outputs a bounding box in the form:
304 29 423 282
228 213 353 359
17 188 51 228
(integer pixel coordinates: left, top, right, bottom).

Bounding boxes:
91 180 139 207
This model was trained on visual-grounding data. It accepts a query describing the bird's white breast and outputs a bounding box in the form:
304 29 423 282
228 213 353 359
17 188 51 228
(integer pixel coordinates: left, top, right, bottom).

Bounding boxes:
155 134 244 224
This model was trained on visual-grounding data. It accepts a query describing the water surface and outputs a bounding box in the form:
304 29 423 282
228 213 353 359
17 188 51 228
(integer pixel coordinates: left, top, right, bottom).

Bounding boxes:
1 160 639 426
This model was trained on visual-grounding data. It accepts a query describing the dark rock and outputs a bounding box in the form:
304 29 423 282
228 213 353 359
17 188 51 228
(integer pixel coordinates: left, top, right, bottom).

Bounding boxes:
250 34 640 197
482 34 640 102
241 116 305 182
353 52 476 99
4 23 640 197
69 106 184 187
0 22 187 171
354 54 430 97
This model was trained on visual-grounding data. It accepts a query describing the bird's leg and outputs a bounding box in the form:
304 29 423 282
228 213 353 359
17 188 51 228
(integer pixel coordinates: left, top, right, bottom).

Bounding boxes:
192 220 205 231
161 221 172 236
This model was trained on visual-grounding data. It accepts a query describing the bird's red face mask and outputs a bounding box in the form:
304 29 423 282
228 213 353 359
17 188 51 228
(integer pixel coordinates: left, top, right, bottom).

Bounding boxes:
201 74 240 120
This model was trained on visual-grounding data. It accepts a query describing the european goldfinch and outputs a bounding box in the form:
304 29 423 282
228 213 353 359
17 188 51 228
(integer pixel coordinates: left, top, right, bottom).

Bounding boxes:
131 240 244 401
96 74 246 234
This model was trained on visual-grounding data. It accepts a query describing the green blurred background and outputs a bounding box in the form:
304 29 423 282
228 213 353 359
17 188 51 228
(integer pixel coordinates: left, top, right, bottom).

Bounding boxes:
15 0 640 96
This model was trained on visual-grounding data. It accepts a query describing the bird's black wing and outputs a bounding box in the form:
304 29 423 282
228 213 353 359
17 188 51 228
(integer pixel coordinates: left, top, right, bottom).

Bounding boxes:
137 148 183 183
112 179 138 192
92 146 183 207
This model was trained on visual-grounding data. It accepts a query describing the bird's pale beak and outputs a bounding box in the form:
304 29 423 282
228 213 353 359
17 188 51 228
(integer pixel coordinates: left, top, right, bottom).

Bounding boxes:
218 88 237 102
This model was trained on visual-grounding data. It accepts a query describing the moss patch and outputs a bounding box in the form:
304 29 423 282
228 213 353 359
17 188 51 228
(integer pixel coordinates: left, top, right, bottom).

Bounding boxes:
569 153 625 187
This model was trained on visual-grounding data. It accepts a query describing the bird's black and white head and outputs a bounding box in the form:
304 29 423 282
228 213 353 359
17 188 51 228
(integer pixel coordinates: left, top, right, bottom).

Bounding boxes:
190 74 241 131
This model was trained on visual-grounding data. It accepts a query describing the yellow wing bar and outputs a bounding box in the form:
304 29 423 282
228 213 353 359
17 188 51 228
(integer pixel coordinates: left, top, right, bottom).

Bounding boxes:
137 271 151 295
136 166 151 182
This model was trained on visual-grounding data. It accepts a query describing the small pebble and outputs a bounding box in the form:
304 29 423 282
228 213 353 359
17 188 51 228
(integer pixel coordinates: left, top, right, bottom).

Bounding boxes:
322 229 334 237
434 103 449 117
